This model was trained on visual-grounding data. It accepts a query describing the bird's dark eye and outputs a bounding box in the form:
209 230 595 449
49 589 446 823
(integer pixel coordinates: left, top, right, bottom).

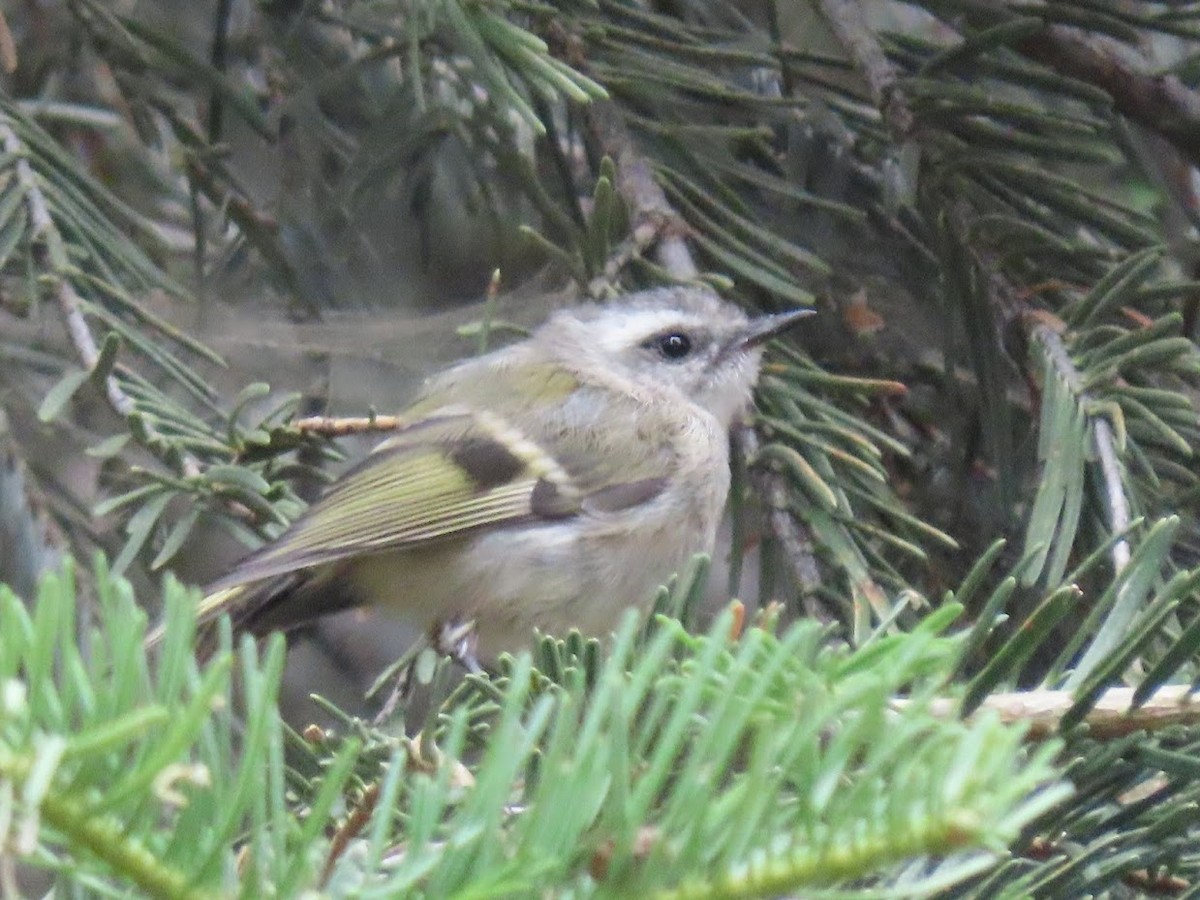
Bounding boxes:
655 332 692 360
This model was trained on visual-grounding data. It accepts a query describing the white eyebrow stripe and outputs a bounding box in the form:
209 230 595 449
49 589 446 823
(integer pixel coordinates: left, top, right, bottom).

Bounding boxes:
590 311 706 353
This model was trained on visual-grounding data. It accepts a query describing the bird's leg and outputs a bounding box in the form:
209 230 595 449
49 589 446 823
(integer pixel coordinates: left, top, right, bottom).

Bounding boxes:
433 616 483 674
370 638 431 726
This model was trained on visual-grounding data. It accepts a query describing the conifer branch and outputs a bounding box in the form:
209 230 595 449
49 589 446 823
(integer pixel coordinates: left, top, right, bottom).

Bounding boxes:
2 118 134 419
38 788 214 900
918 684 1200 741
0 735 212 900
585 101 697 280
0 113 202 478
7 3 1200 893
816 0 914 138
925 3 1200 167
1012 23 1200 169
737 422 824 601
319 783 379 887
1033 325 1132 576
652 814 998 900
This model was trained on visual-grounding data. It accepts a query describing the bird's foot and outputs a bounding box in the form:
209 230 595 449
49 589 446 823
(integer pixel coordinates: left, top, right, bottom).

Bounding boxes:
434 616 483 674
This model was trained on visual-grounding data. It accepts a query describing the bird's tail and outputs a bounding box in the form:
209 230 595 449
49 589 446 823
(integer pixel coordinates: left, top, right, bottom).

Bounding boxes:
144 567 360 656
144 583 258 656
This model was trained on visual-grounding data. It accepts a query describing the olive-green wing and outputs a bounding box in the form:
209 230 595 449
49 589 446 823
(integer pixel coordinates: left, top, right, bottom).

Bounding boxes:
206 408 582 591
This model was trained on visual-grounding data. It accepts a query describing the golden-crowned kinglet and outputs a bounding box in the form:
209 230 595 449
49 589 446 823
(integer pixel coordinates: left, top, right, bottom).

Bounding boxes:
166 287 810 665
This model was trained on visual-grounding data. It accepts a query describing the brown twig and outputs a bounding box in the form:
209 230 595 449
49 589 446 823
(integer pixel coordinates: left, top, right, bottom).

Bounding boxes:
736 423 824 610
584 101 697 281
815 0 914 139
925 2 1200 169
1013 24 1200 170
0 8 17 74
1025 836 1191 895
319 783 380 887
156 109 313 315
914 684 1200 741
1123 868 1190 897
294 415 404 437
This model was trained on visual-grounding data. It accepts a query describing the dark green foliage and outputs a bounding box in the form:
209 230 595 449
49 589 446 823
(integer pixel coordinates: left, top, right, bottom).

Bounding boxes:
1 560 1064 896
2 0 1200 895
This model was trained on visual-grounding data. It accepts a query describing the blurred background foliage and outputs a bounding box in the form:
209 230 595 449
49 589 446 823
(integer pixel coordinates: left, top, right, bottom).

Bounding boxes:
3 0 1200 895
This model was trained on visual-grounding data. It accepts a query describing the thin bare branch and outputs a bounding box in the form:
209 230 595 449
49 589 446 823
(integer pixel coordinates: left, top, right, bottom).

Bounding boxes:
0 9 16 75
815 0 913 139
736 423 824 608
319 783 379 888
4 116 133 421
1093 418 1132 572
585 101 698 281
0 113 201 478
294 415 404 437
1014 23 1200 170
917 684 1200 740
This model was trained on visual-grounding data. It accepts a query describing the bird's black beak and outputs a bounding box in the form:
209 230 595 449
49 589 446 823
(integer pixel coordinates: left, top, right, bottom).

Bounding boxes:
736 308 815 351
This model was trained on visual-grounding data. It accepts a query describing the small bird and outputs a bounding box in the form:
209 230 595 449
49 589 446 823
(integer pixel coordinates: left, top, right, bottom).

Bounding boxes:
167 287 810 666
